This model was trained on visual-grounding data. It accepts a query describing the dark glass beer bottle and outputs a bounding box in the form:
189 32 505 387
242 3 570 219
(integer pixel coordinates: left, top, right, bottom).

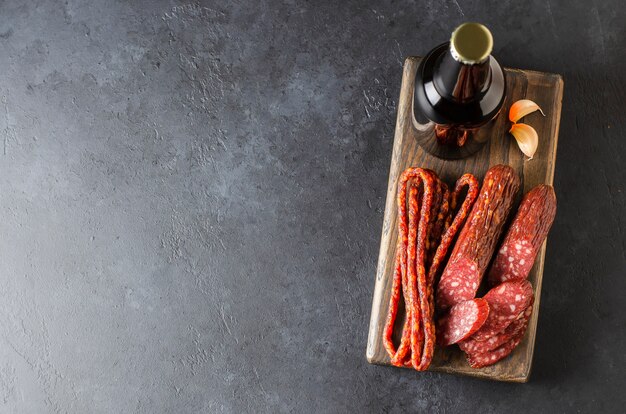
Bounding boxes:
413 23 506 159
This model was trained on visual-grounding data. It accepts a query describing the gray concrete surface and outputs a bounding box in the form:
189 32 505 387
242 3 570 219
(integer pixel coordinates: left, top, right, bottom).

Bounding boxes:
0 0 624 412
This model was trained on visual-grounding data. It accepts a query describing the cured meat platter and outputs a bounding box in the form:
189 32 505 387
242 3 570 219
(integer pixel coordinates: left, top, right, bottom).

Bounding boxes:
366 57 563 382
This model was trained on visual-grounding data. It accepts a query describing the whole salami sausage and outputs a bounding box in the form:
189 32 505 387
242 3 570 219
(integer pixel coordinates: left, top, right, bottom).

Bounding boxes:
436 165 521 310
459 298 533 354
487 185 557 286
469 279 533 342
436 298 490 346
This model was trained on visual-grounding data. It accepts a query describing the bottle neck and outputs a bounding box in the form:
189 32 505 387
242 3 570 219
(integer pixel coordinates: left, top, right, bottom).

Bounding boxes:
433 43 492 103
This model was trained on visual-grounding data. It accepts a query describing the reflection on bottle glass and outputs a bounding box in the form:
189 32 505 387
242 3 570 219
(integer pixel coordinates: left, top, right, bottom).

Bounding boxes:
414 23 506 159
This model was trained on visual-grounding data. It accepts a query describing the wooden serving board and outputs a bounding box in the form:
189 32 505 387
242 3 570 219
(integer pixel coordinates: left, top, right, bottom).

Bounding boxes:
366 57 563 382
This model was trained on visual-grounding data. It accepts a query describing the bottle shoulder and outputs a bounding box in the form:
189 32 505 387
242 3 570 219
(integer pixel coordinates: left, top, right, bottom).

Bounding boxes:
414 43 506 126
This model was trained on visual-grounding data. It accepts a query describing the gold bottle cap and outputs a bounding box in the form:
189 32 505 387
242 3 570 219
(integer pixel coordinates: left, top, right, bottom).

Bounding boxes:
450 23 493 64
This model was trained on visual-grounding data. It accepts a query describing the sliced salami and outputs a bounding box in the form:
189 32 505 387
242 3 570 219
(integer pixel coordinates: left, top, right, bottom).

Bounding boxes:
436 256 479 310
437 299 489 346
436 165 520 310
470 280 533 342
488 185 557 286
459 299 533 354
465 309 531 368
466 332 525 368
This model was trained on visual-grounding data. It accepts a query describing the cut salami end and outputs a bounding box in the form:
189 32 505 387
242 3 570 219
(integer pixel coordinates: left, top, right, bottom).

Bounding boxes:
488 238 536 285
459 300 533 354
470 280 533 342
437 298 489 346
487 184 557 287
436 257 480 310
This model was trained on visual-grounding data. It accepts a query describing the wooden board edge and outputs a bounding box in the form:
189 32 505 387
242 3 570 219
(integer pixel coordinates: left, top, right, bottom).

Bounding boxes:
366 57 419 363
548 75 564 184
517 74 563 380
505 66 564 81
364 361 531 383
430 366 530 383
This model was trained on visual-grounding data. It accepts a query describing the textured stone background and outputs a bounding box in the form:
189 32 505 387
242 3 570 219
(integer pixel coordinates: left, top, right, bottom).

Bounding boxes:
0 0 624 412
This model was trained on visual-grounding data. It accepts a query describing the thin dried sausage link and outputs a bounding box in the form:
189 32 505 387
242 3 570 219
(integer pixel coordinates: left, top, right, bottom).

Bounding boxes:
383 169 410 361
425 179 444 267
415 173 479 370
407 182 425 367
385 169 479 371
408 170 435 369
384 169 432 366
430 181 450 263
431 173 480 285
391 184 420 366
413 176 445 370
383 246 404 362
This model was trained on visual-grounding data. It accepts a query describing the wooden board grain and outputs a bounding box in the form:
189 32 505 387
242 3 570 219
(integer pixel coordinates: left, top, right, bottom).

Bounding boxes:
366 57 563 382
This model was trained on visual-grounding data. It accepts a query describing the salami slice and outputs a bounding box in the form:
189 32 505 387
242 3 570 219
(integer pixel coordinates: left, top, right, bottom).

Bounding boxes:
467 305 532 368
436 299 489 346
436 257 479 309
488 185 557 286
459 299 533 354
465 330 526 368
470 280 533 342
436 165 520 310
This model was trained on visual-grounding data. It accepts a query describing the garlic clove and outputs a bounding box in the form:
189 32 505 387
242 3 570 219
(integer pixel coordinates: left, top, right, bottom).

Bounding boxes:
509 123 539 159
509 99 545 123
